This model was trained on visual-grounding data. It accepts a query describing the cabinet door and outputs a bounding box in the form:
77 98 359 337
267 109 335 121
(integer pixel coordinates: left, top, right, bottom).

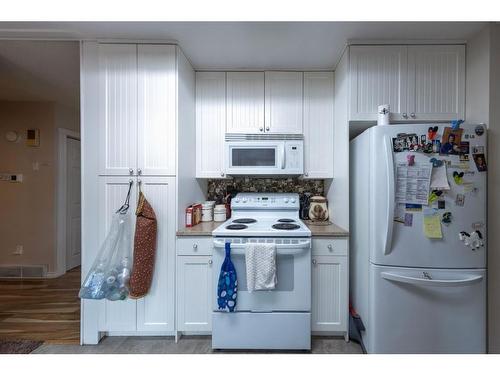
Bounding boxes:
98 44 138 176
137 45 177 176
349 46 408 121
177 256 213 332
311 255 348 333
226 72 265 134
303 72 334 178
407 45 465 121
265 71 303 134
98 176 137 332
136 176 176 332
196 72 226 178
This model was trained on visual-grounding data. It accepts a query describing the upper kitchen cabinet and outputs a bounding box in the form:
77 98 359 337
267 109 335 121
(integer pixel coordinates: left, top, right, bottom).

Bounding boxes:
98 44 177 176
196 72 226 178
349 45 408 122
348 44 465 123
303 72 334 178
98 44 138 176
265 71 303 134
407 45 465 121
226 72 265 134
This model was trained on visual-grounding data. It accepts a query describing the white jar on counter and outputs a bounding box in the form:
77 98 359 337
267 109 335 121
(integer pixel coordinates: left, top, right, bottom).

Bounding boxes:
201 202 214 222
213 204 227 222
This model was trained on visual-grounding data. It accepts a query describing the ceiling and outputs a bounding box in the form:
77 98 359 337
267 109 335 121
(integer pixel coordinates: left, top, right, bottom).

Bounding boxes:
0 22 488 105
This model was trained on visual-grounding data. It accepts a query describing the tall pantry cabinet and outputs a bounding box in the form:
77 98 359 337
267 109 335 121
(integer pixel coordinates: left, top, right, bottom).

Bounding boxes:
81 42 197 344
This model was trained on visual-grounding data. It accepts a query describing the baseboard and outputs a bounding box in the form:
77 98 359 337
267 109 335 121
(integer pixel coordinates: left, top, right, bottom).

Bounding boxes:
46 270 66 278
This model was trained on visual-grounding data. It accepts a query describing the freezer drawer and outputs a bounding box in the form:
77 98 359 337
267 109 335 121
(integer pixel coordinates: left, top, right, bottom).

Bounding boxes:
367 264 486 354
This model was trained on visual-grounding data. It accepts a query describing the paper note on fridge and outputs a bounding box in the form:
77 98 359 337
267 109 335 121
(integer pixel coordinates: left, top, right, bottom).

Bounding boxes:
395 163 432 205
423 208 443 239
430 164 451 191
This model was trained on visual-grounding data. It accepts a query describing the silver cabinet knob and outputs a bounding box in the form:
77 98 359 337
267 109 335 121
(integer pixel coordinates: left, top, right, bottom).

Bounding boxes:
259 127 264 132
208 259 213 265
402 113 408 118
129 168 134 175
137 169 142 175
220 172 225 177
327 244 333 251
304 172 309 177
312 259 317 265
193 244 198 250
266 127 270 131
137 179 142 185
410 113 416 118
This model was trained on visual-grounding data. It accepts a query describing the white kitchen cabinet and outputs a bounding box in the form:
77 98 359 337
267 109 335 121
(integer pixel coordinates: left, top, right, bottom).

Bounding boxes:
136 176 176 332
311 240 348 334
98 44 138 176
196 72 226 178
407 45 465 121
177 255 213 333
265 71 303 134
137 45 177 176
226 72 265 134
98 44 177 176
303 72 334 178
349 45 408 122
97 176 137 332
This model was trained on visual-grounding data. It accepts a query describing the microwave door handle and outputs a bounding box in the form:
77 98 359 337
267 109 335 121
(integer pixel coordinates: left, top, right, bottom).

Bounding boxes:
281 146 286 169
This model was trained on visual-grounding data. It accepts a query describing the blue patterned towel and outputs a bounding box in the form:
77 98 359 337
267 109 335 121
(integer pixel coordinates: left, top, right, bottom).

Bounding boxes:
217 242 238 312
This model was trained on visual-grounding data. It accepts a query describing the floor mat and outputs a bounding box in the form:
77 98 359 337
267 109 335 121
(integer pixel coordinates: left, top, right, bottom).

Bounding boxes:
0 339 44 354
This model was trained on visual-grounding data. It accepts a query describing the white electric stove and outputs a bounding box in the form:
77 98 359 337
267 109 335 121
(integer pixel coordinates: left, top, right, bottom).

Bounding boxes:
212 193 312 351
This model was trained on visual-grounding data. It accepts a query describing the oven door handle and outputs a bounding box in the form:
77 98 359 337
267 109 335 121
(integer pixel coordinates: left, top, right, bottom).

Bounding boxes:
213 242 310 255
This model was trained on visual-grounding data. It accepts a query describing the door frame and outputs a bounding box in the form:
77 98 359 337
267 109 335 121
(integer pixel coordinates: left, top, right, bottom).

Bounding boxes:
53 128 81 278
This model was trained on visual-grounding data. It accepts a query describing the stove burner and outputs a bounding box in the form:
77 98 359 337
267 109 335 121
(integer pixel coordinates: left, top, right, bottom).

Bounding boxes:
232 218 257 224
277 218 295 223
226 224 248 230
272 223 301 230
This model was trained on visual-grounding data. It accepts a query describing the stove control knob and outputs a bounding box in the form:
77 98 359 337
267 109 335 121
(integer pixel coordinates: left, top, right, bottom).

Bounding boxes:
291 198 296 203
284 197 289 203
235 198 240 203
242 198 247 203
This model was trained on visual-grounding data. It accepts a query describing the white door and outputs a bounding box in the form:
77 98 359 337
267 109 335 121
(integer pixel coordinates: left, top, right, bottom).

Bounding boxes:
98 44 138 176
196 72 226 178
136 176 176 332
177 256 213 332
226 72 265 134
137 45 177 176
303 72 334 178
407 45 465 121
369 124 487 269
311 255 348 332
66 138 81 270
265 71 303 134
98 176 137 332
349 46 408 121
369 264 486 353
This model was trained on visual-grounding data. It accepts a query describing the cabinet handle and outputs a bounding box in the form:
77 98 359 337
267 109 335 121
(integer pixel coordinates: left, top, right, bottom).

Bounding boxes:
304 172 309 177
410 113 416 118
220 172 225 177
137 169 142 175
312 259 317 265
193 244 198 250
402 113 408 118
327 244 333 251
208 259 213 265
129 168 134 175
266 127 270 131
259 127 264 132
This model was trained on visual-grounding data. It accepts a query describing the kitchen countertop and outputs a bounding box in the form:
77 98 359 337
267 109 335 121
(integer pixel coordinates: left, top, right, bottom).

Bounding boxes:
176 221 222 236
304 221 350 238
176 220 349 237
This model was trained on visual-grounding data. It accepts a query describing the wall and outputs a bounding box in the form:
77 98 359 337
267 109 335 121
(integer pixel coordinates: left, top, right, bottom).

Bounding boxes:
0 101 79 273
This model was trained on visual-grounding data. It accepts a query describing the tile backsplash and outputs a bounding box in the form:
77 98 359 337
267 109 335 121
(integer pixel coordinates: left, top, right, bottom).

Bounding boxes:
207 177 325 203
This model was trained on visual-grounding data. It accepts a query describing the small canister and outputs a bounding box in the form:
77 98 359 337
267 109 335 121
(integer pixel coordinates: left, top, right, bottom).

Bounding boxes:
214 204 227 222
201 202 214 222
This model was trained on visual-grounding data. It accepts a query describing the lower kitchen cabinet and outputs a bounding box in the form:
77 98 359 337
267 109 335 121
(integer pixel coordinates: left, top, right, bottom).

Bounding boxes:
311 248 348 334
176 255 213 333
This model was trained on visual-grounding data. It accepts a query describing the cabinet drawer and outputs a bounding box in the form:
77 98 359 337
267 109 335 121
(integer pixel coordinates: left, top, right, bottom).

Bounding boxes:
177 237 213 256
312 238 348 256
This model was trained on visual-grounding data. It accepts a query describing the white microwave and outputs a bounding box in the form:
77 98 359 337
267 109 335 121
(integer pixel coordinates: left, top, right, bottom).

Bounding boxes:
225 134 304 176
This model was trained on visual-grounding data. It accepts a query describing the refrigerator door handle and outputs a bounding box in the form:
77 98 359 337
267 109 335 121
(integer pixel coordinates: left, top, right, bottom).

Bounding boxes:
381 272 483 287
383 136 395 255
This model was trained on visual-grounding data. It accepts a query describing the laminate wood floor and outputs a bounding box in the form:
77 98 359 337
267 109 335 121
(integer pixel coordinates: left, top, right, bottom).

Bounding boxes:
0 267 81 344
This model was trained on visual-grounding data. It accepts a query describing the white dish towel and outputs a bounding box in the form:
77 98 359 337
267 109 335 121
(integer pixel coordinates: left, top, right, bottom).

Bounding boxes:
245 243 277 292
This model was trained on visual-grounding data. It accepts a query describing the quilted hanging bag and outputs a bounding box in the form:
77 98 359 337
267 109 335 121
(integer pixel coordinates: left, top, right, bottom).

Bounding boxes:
217 242 238 312
129 190 158 299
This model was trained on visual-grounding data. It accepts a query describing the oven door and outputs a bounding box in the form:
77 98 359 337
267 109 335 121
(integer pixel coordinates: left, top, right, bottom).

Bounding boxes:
225 141 284 175
212 238 311 312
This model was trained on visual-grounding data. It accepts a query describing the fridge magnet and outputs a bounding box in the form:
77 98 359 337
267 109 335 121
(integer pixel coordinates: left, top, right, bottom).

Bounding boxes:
462 182 477 194
472 222 485 230
442 212 452 225
451 119 464 130
407 154 415 166
420 135 427 144
472 146 484 154
405 203 422 212
423 208 443 239
430 164 450 191
404 213 413 227
440 127 463 155
392 134 419 152
438 200 446 209
459 231 484 250
432 139 441 153
475 125 485 136
458 141 470 155
428 190 443 204
429 158 444 168
455 193 465 207
427 126 439 141
472 153 487 172
453 171 464 185
459 153 470 162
